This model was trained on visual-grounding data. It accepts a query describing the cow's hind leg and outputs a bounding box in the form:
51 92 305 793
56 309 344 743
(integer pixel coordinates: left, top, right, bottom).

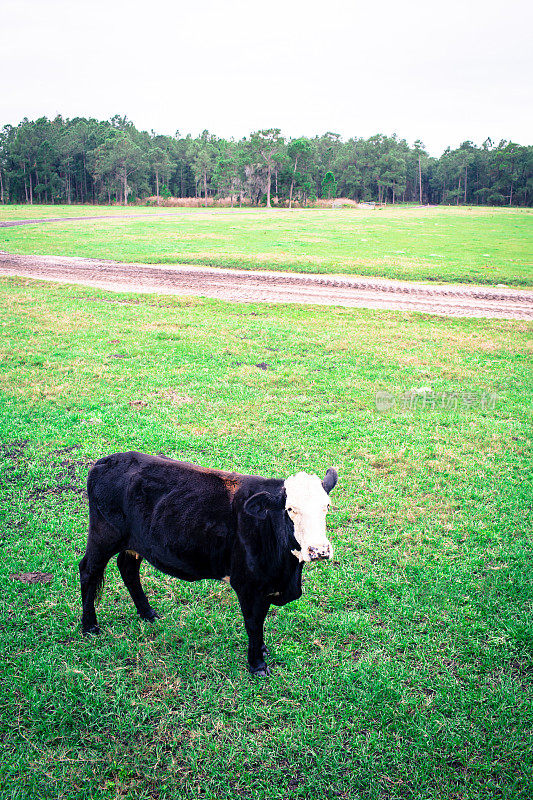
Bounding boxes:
117 551 158 622
79 548 115 635
80 506 123 635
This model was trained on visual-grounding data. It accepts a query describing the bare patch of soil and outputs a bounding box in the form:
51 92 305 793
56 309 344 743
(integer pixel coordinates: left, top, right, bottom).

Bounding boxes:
1 251 533 319
11 571 53 584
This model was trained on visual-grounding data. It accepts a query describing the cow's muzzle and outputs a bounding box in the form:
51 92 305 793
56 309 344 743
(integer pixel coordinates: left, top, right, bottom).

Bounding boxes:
308 545 332 561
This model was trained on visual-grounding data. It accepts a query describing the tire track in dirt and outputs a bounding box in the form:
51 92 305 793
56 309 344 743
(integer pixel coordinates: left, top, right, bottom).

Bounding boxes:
1 251 532 319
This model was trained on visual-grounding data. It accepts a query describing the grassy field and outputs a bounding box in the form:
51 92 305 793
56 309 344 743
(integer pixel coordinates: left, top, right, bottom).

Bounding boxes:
1 205 531 286
0 204 187 220
1 276 532 799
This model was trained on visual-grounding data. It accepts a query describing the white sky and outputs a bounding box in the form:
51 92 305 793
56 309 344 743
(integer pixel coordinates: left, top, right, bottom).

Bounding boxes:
1 0 531 156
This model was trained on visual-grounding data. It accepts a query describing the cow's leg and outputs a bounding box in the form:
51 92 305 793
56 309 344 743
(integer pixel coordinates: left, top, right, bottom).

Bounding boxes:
79 548 115 635
236 592 271 676
80 505 123 635
117 551 158 622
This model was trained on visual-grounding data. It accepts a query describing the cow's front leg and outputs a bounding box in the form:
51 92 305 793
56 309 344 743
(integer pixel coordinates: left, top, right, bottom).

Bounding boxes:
236 592 271 676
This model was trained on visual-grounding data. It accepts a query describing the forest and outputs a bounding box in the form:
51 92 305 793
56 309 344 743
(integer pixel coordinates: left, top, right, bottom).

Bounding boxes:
0 115 531 207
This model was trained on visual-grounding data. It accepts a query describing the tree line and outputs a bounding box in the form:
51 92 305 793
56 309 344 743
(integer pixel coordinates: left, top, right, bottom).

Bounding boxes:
0 115 531 207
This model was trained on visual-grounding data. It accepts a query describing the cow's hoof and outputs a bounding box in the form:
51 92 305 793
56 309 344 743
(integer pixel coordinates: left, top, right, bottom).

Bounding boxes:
83 624 101 636
249 664 271 677
140 608 159 622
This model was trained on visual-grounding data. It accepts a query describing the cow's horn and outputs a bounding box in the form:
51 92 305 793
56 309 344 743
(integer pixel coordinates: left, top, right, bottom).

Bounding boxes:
322 468 338 493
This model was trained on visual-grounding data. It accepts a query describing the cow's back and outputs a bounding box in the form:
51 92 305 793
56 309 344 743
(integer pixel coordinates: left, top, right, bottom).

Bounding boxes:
87 452 240 578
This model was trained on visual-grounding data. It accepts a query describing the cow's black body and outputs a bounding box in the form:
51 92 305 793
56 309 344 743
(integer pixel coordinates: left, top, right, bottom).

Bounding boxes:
80 451 312 675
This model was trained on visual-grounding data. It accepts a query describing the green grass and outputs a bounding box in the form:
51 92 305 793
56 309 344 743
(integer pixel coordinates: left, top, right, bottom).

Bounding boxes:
1 277 532 799
0 204 191 220
1 205 531 286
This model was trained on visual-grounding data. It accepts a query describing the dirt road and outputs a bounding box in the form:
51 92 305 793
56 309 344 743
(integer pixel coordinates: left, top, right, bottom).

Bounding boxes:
1 251 532 318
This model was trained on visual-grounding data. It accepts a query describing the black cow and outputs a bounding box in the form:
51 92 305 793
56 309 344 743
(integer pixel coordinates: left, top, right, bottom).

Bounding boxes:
80 452 338 675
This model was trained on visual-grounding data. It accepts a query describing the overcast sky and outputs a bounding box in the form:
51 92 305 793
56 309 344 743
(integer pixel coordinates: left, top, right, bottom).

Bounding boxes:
1 0 531 156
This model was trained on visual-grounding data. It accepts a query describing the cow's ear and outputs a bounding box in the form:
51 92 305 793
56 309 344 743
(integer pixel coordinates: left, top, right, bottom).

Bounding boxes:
243 490 284 520
322 468 338 494
243 491 273 520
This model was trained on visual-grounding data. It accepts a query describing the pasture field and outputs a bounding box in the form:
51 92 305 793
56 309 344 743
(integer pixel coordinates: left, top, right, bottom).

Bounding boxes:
1 205 531 286
1 277 532 799
0 204 186 220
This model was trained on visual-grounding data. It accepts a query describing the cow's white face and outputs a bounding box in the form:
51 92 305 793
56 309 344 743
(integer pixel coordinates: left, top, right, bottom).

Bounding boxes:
284 472 333 563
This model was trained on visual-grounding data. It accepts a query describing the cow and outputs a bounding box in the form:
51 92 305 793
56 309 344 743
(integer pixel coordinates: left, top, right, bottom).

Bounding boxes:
79 451 338 675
